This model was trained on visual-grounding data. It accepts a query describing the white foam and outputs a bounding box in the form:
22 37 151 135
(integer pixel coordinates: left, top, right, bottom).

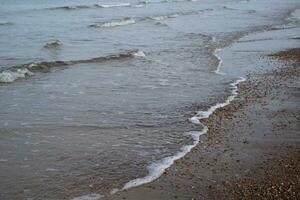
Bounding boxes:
96 3 131 8
132 50 146 57
131 4 145 8
190 77 246 124
123 127 208 190
71 193 103 200
150 14 180 21
46 168 59 172
121 46 246 191
213 48 226 75
91 19 135 28
110 188 119 195
0 68 34 83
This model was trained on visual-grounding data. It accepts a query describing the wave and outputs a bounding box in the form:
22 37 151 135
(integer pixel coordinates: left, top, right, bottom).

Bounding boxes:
121 76 245 191
49 5 90 10
48 2 142 11
94 3 131 8
47 0 198 11
71 193 103 200
0 22 14 26
43 40 63 50
0 68 34 83
88 11 202 29
0 50 145 83
120 47 246 192
123 127 208 190
148 14 179 21
89 18 136 28
48 3 131 10
149 11 201 21
189 77 245 124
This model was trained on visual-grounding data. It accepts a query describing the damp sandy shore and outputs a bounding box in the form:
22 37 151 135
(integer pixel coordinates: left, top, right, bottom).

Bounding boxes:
102 48 300 200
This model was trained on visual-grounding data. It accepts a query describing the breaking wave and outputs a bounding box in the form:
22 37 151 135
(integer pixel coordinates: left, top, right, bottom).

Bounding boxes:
94 3 131 8
89 18 136 28
0 68 34 83
0 50 145 83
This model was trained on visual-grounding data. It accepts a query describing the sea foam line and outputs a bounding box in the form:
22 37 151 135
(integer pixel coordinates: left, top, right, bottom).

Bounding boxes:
122 78 245 191
123 127 208 190
71 193 103 200
89 18 136 28
213 48 226 75
95 3 131 8
120 48 246 192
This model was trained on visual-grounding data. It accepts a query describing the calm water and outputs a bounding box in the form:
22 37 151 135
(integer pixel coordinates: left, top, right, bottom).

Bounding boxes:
0 0 300 199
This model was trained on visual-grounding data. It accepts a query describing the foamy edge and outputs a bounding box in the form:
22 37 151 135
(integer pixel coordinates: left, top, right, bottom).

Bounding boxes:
120 48 246 191
213 48 226 75
89 18 136 28
122 127 208 190
71 193 103 200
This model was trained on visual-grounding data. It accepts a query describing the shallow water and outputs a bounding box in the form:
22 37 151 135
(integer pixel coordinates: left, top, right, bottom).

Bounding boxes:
0 0 300 199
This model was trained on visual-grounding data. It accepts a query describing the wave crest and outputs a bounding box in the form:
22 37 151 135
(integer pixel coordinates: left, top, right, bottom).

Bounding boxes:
89 18 136 28
0 68 34 83
49 5 90 10
0 50 145 84
43 40 63 50
95 3 131 8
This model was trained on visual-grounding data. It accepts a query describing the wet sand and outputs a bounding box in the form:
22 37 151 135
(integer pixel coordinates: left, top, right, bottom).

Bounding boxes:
103 48 300 200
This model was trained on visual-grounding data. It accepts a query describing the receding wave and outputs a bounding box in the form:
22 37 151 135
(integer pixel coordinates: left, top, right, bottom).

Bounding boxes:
89 18 136 28
123 127 208 190
0 50 145 83
117 45 246 193
121 75 246 191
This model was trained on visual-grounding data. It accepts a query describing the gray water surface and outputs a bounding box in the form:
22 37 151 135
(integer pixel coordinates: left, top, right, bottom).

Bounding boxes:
1 0 300 199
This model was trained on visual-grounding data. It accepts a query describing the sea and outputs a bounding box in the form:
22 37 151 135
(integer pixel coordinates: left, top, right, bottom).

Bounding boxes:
0 0 300 199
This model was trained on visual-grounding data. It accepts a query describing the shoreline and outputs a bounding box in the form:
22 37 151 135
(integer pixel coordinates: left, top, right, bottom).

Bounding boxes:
103 48 300 199
1 1 300 199
102 9 300 195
